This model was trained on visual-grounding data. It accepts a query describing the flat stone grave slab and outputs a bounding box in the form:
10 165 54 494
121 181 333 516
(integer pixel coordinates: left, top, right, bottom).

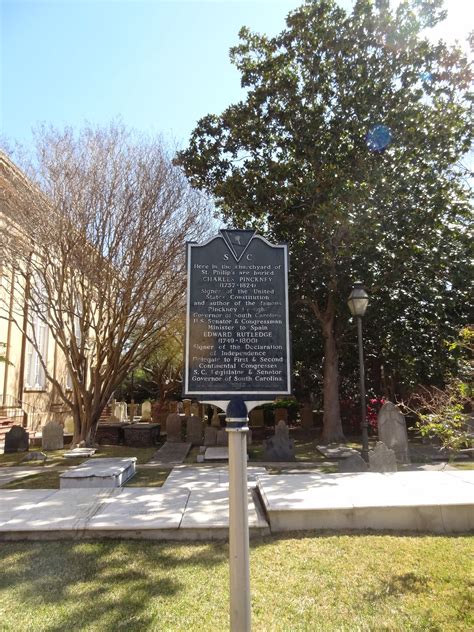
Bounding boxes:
257 470 474 533
60 458 136 489
149 442 191 465
180 486 269 535
0 489 114 532
204 447 229 461
163 465 267 490
0 489 57 526
63 448 96 459
0 467 42 487
88 488 190 531
316 445 359 459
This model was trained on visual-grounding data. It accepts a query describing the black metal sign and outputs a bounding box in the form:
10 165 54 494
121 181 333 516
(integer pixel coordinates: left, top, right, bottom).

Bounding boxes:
184 229 291 399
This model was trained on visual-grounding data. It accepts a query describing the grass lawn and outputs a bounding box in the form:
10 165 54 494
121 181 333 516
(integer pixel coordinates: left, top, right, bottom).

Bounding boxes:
0 534 471 631
0 445 157 468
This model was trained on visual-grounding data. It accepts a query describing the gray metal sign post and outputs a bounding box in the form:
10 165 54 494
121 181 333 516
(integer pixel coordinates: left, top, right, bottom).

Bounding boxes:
184 230 291 632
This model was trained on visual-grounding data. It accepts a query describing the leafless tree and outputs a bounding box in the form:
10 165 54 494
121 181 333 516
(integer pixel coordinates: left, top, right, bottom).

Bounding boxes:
0 122 212 444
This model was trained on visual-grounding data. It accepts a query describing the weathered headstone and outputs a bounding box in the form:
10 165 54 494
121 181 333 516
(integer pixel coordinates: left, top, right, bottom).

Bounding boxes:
141 400 152 421
216 428 229 447
4 425 29 453
152 401 161 425
300 404 314 431
41 421 64 451
204 426 218 447
186 415 203 446
109 399 119 422
264 420 295 461
182 399 192 417
128 402 137 421
211 407 221 428
338 453 368 473
249 409 264 427
369 441 397 472
274 407 288 424
377 401 410 464
166 413 182 443
190 402 200 417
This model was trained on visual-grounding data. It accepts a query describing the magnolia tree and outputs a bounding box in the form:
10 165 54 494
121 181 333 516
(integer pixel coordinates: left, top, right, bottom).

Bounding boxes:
176 0 472 442
1 123 211 445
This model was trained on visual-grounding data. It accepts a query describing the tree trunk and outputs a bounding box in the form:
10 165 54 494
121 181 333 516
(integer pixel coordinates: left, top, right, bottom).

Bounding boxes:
320 317 345 444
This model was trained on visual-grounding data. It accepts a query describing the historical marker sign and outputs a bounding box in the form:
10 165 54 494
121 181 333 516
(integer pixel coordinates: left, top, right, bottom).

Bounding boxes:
184 229 291 399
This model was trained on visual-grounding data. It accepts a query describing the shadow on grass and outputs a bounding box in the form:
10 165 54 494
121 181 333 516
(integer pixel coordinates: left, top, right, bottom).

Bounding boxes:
0 539 227 631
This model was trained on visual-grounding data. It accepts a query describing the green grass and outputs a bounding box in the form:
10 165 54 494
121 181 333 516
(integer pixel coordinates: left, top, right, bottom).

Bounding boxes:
124 468 169 487
0 445 157 468
2 470 62 489
2 466 169 490
0 534 471 631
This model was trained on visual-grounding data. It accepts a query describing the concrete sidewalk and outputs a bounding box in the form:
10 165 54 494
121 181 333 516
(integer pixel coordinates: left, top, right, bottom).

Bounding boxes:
0 467 472 540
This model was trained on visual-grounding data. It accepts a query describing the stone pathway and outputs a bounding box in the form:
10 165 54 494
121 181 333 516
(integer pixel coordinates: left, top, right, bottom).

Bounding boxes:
149 442 192 465
0 467 472 540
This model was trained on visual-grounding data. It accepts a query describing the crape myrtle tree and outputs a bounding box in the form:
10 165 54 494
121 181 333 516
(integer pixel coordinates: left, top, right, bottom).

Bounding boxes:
1 123 211 445
176 0 473 443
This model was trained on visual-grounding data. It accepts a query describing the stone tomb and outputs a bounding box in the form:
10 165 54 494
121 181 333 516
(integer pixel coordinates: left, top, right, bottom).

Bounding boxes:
4 426 29 453
41 421 64 451
377 401 410 464
60 457 137 489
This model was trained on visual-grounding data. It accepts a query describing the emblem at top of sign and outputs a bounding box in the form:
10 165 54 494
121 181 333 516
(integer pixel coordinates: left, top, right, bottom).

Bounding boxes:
220 229 256 261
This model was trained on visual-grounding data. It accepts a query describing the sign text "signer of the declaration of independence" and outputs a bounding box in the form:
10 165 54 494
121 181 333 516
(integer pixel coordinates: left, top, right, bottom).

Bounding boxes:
184 229 291 399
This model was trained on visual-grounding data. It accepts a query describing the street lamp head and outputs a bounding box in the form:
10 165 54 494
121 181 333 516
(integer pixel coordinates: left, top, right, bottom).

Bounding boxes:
348 281 369 317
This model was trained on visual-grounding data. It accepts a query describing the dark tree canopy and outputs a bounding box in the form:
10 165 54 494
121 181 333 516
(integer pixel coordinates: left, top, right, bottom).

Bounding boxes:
177 0 473 441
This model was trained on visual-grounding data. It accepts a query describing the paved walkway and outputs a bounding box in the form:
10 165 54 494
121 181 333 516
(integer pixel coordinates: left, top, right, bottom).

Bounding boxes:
0 466 472 540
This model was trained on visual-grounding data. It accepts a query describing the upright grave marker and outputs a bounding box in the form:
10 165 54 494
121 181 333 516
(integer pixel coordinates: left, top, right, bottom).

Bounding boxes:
185 229 291 632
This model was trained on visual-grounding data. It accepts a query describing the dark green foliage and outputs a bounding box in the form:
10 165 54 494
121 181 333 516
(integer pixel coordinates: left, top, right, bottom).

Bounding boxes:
176 0 473 434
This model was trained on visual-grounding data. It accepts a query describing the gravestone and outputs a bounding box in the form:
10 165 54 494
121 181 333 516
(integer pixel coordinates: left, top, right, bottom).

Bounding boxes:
109 399 119 422
264 420 295 461
190 402 200 417
41 421 64 451
152 402 161 426
377 401 410 464
186 415 203 446
211 407 221 428
249 409 264 427
274 407 288 423
128 402 137 421
166 413 182 443
369 441 397 473
216 428 228 447
204 426 218 447
182 399 192 417
338 453 368 473
300 404 314 431
4 425 29 453
141 401 152 421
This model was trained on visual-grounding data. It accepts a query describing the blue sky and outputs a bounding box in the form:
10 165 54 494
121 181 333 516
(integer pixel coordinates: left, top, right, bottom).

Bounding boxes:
1 0 470 152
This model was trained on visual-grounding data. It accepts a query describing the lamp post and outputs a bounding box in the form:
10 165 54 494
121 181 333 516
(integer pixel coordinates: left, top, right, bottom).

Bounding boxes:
348 282 370 462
